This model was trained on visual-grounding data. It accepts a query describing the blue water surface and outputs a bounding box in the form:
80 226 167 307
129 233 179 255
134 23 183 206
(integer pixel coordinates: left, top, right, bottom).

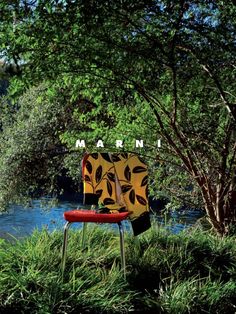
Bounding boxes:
0 199 205 240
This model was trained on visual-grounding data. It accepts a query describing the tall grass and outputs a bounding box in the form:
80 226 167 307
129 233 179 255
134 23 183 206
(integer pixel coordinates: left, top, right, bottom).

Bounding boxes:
0 223 236 313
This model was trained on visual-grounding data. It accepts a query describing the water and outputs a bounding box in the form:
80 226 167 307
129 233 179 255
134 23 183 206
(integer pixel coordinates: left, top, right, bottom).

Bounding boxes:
156 210 205 233
0 200 78 240
0 199 205 240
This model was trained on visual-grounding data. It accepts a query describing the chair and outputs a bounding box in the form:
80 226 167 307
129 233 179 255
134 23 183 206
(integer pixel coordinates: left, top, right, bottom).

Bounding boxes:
61 153 151 278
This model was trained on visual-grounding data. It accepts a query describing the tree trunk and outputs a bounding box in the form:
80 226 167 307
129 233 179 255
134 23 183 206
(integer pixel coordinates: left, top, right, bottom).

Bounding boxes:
202 191 224 235
203 183 236 236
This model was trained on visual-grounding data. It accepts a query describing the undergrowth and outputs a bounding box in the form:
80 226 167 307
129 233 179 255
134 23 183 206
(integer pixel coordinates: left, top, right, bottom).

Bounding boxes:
0 223 236 313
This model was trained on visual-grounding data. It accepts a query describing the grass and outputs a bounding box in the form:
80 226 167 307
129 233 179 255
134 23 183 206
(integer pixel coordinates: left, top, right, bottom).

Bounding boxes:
0 223 236 313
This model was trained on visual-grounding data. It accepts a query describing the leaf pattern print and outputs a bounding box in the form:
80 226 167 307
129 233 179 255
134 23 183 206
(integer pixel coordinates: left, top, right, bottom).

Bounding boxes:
112 154 121 162
138 156 145 164
129 189 135 204
107 172 115 182
85 160 92 174
91 153 98 159
141 175 148 187
133 166 146 173
121 153 128 159
136 195 147 205
95 165 102 183
101 153 112 163
107 180 113 196
83 153 149 232
124 165 131 181
84 175 91 182
103 198 115 205
95 189 103 198
121 184 132 193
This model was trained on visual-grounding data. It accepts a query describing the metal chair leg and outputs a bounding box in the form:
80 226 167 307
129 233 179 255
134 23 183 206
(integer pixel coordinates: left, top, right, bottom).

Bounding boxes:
118 222 126 279
81 222 87 249
61 221 72 275
81 205 95 249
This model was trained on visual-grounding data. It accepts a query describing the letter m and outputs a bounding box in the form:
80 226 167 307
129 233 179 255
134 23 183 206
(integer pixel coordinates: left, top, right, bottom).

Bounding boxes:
75 140 85 148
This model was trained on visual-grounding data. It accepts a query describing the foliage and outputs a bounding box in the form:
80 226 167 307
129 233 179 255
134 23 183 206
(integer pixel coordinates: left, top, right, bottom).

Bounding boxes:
0 0 235 232
0 83 83 210
1 224 236 313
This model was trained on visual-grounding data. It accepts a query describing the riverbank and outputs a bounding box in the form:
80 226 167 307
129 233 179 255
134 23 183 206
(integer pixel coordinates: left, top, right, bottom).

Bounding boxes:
0 223 235 313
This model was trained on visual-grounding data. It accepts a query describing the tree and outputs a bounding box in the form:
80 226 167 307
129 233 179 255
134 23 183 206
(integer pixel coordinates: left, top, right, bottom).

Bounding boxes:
0 0 235 234
0 83 84 209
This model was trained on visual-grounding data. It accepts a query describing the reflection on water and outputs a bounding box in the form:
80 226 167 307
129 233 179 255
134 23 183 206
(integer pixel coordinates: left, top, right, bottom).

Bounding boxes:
0 199 205 240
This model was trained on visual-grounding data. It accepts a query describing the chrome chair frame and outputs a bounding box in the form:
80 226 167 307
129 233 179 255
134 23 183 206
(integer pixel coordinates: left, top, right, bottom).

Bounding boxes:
61 221 126 278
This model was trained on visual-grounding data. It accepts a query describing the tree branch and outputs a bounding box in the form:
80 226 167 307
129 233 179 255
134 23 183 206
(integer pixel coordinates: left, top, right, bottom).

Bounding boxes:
176 45 236 121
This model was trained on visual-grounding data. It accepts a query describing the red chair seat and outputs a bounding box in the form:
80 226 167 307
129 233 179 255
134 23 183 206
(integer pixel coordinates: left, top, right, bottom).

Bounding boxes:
64 210 129 223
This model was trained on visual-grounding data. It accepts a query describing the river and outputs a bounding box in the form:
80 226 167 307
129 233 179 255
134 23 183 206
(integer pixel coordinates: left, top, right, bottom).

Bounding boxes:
0 199 205 240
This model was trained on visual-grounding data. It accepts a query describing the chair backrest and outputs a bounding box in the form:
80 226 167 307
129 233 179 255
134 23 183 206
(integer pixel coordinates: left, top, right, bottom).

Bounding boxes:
82 153 151 236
